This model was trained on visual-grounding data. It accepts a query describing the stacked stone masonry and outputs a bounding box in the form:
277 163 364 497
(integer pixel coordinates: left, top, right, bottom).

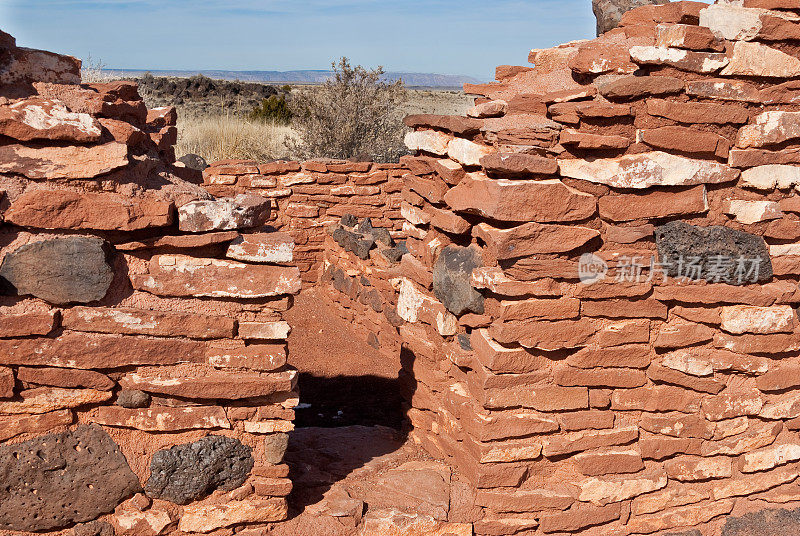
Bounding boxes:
230 1 800 534
11 0 800 535
398 2 800 534
202 158 408 282
0 29 300 536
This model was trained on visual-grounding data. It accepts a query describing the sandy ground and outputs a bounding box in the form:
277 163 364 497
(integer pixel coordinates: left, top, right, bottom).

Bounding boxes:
285 288 404 429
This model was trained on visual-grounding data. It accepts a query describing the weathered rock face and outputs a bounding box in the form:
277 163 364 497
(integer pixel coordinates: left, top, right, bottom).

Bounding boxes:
0 425 141 532
433 246 484 316
0 237 114 304
116 389 151 409
178 194 270 232
558 152 739 189
655 221 773 285
5 190 174 231
592 0 670 35
178 498 287 533
0 142 129 180
0 42 81 88
226 232 294 263
132 254 301 299
0 97 102 142
443 174 596 223
145 436 254 504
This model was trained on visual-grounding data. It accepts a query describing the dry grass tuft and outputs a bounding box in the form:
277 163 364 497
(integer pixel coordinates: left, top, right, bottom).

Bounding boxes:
176 113 296 163
80 55 114 83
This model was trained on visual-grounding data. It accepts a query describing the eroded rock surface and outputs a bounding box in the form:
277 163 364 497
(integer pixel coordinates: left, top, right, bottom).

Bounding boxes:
655 221 773 285
0 237 114 304
592 0 670 35
145 435 254 504
433 246 484 316
178 194 270 232
0 425 141 532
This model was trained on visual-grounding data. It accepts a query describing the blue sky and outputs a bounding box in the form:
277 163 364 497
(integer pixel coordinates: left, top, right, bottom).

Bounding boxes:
0 0 598 80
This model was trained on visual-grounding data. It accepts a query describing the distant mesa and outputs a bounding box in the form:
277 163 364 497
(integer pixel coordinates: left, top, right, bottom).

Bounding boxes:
107 69 483 88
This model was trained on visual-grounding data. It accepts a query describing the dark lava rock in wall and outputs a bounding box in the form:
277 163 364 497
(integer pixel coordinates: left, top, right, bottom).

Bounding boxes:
145 435 254 505
655 221 773 285
73 520 115 536
433 245 485 316
177 153 208 171
332 226 374 260
592 0 670 35
0 425 141 532
0 237 114 304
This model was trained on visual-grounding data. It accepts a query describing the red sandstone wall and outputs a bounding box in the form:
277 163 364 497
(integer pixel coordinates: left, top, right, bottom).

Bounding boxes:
230 2 800 535
0 29 299 536
394 2 800 535
10 0 800 534
202 159 409 281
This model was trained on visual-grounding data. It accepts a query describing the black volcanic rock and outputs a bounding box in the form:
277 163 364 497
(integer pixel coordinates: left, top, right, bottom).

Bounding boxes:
145 435 254 504
655 221 772 285
0 425 141 532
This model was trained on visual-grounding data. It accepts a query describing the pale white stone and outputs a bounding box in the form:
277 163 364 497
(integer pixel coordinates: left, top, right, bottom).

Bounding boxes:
467 100 507 118
404 130 450 155
629 46 729 73
714 417 750 439
723 199 782 224
178 194 268 232
400 201 431 226
179 499 287 532
397 278 427 323
577 472 668 505
447 137 494 166
661 350 713 377
699 5 765 41
741 164 800 190
242 420 294 433
529 43 584 73
402 221 426 240
558 151 738 189
738 111 800 148
761 393 800 420
238 321 291 340
226 234 294 263
713 469 799 499
114 509 172 535
720 305 796 335
279 172 314 186
435 310 458 337
13 99 101 138
742 444 800 473
770 243 800 256
722 41 800 78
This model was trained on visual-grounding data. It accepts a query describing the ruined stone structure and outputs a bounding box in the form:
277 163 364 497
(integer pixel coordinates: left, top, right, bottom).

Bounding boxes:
6 0 800 535
0 28 299 536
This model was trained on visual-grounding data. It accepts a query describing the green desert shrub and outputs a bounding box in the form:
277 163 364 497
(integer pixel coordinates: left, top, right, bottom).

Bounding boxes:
249 95 293 125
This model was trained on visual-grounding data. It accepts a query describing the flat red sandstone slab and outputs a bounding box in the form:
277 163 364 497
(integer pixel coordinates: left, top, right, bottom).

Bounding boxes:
118 368 297 399
0 142 129 180
91 406 231 431
444 174 596 223
131 255 302 299
0 310 57 337
0 332 206 368
5 189 173 231
115 231 239 251
0 97 102 142
62 306 236 339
